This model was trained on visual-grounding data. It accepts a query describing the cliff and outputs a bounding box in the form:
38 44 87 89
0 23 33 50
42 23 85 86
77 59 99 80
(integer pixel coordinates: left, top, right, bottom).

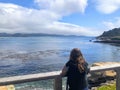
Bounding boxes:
99 28 120 38
95 27 120 43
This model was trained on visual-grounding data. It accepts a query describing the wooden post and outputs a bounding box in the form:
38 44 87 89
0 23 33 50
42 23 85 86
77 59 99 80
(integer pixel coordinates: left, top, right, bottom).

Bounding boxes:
54 75 62 90
116 68 120 90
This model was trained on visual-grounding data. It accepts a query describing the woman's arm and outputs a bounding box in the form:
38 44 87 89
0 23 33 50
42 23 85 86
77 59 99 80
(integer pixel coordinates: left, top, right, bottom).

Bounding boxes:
60 65 69 76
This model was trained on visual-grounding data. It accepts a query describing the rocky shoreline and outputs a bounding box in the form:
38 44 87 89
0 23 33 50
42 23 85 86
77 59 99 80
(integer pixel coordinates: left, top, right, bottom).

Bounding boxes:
94 39 120 44
88 62 120 88
94 38 120 44
93 27 120 44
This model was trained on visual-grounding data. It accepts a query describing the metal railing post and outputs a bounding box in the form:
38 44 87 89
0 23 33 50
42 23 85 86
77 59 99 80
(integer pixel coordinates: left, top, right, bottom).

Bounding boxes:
54 75 62 90
116 68 120 90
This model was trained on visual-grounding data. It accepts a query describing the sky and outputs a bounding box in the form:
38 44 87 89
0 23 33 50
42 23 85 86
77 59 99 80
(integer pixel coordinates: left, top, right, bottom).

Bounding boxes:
0 0 120 36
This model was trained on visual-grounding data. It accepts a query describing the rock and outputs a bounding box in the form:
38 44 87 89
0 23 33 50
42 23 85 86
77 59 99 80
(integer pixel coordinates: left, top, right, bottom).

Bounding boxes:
91 62 120 77
103 70 116 77
92 62 120 67
88 62 120 87
91 87 97 90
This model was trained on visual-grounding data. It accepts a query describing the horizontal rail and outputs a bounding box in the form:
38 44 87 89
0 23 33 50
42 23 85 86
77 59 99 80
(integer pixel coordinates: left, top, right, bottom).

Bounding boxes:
90 64 120 72
0 64 120 86
0 71 61 85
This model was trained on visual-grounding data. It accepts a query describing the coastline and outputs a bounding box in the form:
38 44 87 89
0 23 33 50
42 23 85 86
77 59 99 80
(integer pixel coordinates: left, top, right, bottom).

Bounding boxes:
94 40 120 44
89 62 120 88
93 36 120 45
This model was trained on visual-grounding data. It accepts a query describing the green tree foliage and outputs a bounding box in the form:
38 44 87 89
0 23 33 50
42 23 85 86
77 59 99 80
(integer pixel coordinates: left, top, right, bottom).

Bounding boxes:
97 83 116 90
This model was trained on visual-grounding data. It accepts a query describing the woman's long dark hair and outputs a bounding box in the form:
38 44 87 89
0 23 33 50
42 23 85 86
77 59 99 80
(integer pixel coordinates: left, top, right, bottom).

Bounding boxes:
69 48 85 72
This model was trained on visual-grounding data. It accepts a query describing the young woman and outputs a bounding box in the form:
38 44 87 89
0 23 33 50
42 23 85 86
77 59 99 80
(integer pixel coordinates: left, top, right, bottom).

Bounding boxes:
61 48 89 90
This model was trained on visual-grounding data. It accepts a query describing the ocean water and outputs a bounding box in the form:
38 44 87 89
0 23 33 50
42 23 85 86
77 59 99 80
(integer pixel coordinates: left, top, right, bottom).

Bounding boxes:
0 36 120 78
0 36 120 90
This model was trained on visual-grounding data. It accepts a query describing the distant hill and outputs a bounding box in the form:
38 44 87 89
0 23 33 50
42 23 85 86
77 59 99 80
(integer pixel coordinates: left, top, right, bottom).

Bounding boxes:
99 27 120 37
0 33 84 37
95 27 120 43
0 33 58 37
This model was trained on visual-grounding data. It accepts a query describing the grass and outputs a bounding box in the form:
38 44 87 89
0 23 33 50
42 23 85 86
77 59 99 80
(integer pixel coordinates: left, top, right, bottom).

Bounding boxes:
97 83 116 90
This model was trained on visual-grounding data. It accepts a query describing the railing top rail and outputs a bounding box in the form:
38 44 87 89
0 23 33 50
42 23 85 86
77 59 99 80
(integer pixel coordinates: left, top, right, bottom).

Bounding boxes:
90 64 120 72
0 64 120 85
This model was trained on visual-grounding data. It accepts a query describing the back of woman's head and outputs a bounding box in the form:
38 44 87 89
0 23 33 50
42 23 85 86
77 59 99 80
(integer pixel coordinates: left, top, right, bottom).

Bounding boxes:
70 48 83 62
70 48 86 73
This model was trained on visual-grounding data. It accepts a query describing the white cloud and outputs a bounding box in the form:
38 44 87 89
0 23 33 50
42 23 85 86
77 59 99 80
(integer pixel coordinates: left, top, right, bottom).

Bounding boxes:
34 0 88 15
45 22 99 36
0 1 100 36
94 0 120 14
103 17 120 29
103 22 115 29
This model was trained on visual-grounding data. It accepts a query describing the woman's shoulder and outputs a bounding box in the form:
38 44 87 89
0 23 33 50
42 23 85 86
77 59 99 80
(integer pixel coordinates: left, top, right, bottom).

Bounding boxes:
66 61 71 67
66 60 77 67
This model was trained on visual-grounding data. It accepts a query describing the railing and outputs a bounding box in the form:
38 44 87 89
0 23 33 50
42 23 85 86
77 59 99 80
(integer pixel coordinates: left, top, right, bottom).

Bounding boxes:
0 64 120 90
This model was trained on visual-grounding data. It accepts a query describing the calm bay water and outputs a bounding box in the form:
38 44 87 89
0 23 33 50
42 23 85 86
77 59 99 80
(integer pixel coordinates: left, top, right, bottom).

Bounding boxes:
0 36 120 78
